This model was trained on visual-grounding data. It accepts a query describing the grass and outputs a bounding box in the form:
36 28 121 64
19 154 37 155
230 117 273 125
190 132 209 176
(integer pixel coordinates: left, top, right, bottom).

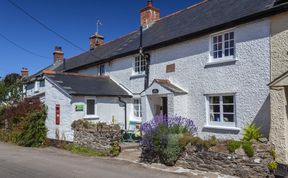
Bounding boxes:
64 144 110 157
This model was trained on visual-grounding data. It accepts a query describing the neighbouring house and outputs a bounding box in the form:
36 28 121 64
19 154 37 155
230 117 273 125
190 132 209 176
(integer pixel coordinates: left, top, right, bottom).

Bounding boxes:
24 0 288 164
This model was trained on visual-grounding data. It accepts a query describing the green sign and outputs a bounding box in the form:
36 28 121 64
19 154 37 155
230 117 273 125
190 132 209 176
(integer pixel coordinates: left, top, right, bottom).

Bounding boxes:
75 105 84 111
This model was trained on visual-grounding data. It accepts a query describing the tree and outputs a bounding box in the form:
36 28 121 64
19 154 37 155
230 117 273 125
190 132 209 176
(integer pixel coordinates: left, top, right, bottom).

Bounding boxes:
0 73 24 104
4 73 21 87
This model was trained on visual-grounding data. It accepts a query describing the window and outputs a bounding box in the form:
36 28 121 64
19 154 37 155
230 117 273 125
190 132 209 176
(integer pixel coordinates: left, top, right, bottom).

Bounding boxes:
134 55 146 74
212 31 235 60
134 99 142 118
100 64 105 75
34 81 40 93
86 99 95 115
207 95 235 127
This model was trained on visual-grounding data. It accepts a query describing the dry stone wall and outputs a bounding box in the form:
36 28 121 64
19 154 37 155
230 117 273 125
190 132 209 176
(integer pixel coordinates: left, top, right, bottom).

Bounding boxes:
177 141 275 178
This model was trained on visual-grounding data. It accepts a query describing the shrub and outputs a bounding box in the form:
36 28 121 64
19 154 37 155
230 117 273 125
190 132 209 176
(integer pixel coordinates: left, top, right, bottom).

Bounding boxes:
268 161 278 172
242 141 254 157
243 123 262 141
226 140 242 153
16 108 48 147
0 98 43 129
140 115 197 166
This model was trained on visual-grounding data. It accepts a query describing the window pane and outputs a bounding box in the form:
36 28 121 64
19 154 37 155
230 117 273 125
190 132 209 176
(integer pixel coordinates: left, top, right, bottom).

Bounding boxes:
230 32 234 39
225 49 229 56
210 105 220 112
223 114 234 122
218 36 222 42
87 100 95 115
223 96 234 103
218 43 222 50
210 113 221 122
218 51 223 58
209 96 220 104
230 40 234 48
224 33 229 41
213 52 218 59
230 48 234 56
225 42 229 48
223 105 234 113
213 44 217 51
213 37 217 43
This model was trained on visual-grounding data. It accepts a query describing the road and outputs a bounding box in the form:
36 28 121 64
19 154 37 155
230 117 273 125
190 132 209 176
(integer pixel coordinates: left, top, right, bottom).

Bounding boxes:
0 142 193 178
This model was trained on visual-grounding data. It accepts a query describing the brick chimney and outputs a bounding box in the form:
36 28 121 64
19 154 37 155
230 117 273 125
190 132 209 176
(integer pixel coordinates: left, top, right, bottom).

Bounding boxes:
89 33 104 50
140 0 160 29
53 46 64 64
21 68 29 78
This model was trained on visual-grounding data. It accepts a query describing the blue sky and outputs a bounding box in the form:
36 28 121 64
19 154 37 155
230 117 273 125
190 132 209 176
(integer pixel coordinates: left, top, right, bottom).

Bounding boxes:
0 0 201 78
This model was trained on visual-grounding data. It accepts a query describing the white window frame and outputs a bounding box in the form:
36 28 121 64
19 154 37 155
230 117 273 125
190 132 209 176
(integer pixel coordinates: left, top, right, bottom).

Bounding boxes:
206 94 236 128
34 81 40 93
133 98 142 118
85 97 97 118
209 29 236 63
133 55 146 75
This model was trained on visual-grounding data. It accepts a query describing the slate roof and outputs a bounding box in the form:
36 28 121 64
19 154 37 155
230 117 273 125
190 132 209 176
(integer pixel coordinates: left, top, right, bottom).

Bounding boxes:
54 0 288 72
44 72 131 97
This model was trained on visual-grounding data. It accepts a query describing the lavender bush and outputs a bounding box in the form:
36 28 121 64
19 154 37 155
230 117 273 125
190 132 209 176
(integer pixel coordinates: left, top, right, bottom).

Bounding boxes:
140 115 197 166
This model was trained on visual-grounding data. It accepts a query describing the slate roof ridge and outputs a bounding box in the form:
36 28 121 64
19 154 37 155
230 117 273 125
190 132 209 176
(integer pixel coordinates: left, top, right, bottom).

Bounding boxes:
43 70 110 79
155 0 209 22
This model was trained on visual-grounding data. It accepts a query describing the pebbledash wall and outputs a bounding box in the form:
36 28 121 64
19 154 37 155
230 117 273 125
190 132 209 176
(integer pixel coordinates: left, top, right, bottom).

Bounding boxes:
44 78 130 141
270 11 288 165
78 18 271 140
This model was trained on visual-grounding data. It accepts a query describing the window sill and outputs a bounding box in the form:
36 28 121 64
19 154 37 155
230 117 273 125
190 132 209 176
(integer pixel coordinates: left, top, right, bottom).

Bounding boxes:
84 115 99 120
203 125 240 131
205 58 237 67
130 73 146 80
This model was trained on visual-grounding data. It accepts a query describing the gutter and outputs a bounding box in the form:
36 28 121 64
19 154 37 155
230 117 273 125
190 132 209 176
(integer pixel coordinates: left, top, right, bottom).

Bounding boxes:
118 97 127 130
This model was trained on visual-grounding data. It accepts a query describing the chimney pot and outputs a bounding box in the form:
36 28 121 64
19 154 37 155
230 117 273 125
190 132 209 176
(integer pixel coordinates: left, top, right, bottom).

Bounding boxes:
53 46 64 64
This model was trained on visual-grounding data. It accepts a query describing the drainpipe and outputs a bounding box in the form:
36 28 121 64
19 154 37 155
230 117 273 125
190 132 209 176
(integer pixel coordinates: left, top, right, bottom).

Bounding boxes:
118 97 127 130
139 26 151 89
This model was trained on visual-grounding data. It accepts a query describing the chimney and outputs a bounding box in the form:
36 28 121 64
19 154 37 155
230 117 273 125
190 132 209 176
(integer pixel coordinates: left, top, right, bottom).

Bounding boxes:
21 68 29 78
140 0 160 29
89 33 105 50
53 46 64 64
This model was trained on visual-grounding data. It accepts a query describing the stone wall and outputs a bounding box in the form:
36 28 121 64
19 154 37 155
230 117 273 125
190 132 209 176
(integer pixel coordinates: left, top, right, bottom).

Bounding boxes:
177 141 275 178
72 121 121 152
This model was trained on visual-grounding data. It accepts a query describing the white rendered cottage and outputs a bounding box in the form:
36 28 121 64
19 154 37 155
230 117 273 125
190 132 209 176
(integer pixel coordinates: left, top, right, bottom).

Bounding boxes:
24 0 288 164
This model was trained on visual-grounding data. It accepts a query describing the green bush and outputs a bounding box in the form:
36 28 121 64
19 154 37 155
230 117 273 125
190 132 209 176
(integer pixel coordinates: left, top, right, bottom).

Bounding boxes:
179 134 217 151
160 134 183 166
242 141 254 157
243 123 262 141
16 108 48 147
226 140 242 153
268 161 278 172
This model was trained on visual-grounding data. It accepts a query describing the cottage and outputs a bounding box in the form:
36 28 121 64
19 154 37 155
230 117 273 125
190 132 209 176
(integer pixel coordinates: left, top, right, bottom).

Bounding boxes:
24 0 288 164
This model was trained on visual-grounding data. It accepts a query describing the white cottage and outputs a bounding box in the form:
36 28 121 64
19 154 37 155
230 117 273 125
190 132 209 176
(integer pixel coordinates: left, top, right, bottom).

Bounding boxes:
25 0 288 159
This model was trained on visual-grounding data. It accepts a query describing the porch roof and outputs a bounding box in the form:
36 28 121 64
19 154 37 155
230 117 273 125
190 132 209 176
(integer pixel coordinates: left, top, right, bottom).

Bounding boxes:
144 79 187 95
269 71 288 87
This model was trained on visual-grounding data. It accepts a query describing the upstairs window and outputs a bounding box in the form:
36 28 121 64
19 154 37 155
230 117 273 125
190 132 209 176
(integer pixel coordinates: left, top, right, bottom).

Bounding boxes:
134 55 146 74
212 31 235 60
134 99 142 118
34 81 40 93
86 99 95 115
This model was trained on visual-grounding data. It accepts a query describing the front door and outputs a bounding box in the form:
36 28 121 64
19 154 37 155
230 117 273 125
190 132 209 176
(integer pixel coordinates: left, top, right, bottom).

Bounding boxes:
162 97 168 116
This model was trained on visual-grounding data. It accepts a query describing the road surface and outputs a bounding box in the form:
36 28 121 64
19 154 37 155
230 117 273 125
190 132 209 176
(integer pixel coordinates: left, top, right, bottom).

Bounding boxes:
0 142 195 178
